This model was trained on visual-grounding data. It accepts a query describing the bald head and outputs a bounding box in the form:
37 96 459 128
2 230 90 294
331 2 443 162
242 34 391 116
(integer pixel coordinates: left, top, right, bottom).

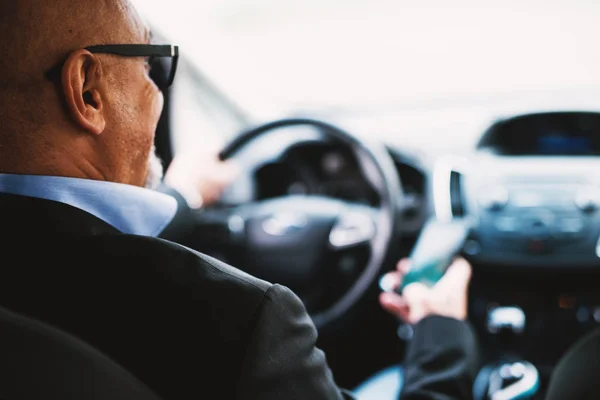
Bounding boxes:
0 0 146 87
0 0 164 188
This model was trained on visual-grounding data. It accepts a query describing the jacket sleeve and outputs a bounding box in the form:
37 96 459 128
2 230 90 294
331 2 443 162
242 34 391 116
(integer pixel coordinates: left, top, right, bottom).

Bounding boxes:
235 284 353 400
400 316 479 400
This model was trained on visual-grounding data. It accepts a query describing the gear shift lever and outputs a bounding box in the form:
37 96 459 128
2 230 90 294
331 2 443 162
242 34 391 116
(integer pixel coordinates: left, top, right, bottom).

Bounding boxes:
486 361 539 400
473 307 539 399
486 306 526 355
487 306 526 335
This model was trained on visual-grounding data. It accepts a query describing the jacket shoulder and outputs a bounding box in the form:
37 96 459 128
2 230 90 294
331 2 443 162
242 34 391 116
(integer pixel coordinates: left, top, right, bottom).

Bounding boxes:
87 234 272 294
64 234 275 344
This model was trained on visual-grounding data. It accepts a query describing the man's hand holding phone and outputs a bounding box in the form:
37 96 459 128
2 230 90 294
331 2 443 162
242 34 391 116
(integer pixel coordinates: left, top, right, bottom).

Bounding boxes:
379 258 472 324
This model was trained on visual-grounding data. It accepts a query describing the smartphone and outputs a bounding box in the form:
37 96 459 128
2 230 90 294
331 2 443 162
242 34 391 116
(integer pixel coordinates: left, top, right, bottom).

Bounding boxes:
396 217 473 293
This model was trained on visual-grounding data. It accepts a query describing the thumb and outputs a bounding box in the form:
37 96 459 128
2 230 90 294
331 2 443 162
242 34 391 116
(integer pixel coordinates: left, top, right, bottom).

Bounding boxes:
436 258 471 291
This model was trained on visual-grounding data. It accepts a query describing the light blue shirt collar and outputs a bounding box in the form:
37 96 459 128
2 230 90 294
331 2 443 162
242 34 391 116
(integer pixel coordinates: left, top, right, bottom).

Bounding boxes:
0 174 178 237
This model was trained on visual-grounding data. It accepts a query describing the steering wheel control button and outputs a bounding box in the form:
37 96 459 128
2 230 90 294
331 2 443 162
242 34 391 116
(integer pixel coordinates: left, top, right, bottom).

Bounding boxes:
262 213 308 237
329 211 376 249
227 215 246 236
479 185 509 211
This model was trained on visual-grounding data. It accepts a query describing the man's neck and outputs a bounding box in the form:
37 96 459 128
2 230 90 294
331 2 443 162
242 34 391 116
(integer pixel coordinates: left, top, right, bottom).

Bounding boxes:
0 132 109 182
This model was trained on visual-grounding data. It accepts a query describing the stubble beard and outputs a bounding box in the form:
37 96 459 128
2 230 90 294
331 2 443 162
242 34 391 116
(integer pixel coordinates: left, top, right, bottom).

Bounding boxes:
144 145 164 190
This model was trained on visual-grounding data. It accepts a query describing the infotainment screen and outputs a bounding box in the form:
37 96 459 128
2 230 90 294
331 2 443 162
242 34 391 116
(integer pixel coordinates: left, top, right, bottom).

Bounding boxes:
537 132 593 155
478 112 600 156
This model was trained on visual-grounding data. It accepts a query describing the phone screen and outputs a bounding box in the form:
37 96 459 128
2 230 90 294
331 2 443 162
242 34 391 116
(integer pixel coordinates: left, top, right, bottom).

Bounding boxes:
398 218 472 292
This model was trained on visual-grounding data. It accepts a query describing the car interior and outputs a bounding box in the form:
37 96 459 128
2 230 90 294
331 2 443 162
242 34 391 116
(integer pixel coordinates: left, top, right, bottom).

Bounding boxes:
154 54 600 399
158 106 600 399
7 1 600 399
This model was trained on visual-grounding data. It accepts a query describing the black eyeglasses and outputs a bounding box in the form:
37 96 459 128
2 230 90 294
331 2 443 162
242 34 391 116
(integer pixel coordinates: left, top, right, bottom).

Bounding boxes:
45 44 179 90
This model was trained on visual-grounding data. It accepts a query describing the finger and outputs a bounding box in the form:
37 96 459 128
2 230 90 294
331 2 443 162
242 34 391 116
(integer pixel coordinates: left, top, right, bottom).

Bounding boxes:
397 283 429 322
437 257 472 290
379 271 402 292
379 292 410 321
380 259 411 291
397 258 411 275
401 282 429 302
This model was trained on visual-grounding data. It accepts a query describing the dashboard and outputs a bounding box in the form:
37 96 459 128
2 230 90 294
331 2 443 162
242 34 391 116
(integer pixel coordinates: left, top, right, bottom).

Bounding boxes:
438 111 600 268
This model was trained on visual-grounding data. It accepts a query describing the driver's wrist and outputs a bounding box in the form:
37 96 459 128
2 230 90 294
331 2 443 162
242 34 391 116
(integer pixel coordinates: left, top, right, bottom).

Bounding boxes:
426 307 468 322
409 303 468 324
170 183 204 209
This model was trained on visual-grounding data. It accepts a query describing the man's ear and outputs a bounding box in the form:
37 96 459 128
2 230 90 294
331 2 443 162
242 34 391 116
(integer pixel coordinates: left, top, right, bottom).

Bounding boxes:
61 50 106 135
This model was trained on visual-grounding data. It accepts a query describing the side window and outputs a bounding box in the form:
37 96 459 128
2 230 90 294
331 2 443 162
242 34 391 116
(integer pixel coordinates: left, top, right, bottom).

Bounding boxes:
169 57 250 156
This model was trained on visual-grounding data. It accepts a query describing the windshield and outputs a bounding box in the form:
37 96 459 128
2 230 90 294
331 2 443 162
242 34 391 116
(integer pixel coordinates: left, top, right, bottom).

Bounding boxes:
134 0 600 125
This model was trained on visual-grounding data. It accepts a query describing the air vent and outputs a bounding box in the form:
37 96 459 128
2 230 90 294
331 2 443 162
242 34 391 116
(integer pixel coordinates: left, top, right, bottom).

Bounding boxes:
450 171 466 217
433 156 468 222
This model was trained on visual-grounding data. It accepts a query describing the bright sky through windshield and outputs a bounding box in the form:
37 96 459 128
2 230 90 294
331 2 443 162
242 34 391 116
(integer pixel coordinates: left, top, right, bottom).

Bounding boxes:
133 0 600 120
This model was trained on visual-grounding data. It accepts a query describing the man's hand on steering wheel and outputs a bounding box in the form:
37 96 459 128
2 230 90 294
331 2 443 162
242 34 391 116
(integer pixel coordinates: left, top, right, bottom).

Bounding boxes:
379 258 472 324
164 149 239 209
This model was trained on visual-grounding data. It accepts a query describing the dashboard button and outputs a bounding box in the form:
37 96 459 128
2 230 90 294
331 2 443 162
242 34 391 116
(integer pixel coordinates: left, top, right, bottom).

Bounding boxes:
495 216 519 233
575 187 600 213
479 185 509 211
557 217 585 235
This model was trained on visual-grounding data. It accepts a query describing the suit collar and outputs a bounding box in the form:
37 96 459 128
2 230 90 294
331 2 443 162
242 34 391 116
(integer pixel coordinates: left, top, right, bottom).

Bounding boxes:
0 193 120 236
0 174 177 236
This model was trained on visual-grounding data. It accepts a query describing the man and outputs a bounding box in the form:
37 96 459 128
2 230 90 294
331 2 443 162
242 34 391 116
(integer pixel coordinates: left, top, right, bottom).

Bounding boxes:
0 0 346 398
0 1 478 399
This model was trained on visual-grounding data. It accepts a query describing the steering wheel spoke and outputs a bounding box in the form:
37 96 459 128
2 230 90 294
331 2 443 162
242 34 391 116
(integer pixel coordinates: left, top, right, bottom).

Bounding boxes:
329 205 378 250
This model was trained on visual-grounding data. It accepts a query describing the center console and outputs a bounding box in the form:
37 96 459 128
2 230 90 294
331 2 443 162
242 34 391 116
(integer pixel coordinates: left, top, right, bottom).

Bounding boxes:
466 268 600 398
462 157 600 268
431 111 600 398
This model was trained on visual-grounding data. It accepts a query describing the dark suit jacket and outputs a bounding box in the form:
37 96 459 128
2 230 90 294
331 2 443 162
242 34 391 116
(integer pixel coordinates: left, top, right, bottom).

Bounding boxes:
399 317 479 400
0 192 349 399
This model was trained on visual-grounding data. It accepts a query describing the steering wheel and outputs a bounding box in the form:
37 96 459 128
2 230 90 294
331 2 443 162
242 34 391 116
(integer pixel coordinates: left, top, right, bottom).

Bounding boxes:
198 118 404 331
